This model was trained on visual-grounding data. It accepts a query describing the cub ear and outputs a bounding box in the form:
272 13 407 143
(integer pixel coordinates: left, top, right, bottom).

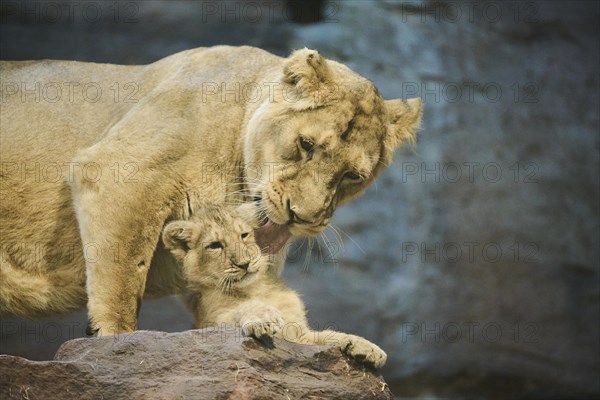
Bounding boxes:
162 221 200 254
282 48 333 107
384 98 423 153
234 202 261 229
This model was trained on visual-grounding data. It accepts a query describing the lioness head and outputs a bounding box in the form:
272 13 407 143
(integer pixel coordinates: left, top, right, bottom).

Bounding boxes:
244 48 422 240
162 204 266 293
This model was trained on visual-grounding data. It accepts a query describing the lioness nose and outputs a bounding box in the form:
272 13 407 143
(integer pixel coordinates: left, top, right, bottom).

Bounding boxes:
288 202 316 225
235 262 249 271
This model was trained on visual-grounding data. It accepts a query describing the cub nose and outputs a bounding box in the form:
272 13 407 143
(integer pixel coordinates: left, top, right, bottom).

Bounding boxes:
235 262 249 271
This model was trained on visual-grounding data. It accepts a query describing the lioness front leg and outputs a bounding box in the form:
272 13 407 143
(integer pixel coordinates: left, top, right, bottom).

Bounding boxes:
71 147 179 335
72 179 173 335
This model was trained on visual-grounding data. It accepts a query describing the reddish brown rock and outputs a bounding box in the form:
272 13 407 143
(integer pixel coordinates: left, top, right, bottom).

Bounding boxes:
0 329 393 400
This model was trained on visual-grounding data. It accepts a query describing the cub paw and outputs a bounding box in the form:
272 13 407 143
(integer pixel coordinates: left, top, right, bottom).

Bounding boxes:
339 335 387 368
240 306 284 339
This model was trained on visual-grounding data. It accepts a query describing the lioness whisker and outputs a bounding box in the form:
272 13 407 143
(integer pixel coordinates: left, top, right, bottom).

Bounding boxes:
334 225 366 256
303 237 314 274
327 224 345 251
316 232 339 268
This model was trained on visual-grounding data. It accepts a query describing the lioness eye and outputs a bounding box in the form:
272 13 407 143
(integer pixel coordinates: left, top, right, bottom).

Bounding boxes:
206 242 223 249
299 136 315 154
241 232 250 239
344 171 362 181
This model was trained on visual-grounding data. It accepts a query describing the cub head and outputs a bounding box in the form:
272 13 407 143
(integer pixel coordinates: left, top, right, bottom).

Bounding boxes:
162 203 266 293
244 48 422 237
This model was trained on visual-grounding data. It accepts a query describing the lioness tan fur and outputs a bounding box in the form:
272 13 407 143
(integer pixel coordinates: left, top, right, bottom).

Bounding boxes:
162 203 387 367
0 46 422 335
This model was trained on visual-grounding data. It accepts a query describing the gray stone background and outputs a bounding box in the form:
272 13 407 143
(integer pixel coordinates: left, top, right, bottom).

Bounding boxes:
1 1 598 398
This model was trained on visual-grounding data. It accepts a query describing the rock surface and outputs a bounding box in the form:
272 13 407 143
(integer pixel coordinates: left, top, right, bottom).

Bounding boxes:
0 329 393 400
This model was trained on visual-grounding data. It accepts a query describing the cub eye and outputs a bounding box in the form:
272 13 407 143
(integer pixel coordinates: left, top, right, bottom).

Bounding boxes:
241 232 250 239
344 171 362 181
206 242 223 250
299 136 315 154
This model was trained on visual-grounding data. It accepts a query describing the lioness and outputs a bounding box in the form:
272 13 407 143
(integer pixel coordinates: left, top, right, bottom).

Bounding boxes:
0 46 422 335
162 203 387 367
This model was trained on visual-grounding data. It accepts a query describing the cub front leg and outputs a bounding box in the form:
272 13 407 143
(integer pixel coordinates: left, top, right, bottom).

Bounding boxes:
296 330 388 368
209 299 285 339
239 304 285 339
71 156 177 336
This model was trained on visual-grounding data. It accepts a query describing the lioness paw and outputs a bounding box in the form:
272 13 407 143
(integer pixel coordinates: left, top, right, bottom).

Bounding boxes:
339 335 387 368
240 306 284 339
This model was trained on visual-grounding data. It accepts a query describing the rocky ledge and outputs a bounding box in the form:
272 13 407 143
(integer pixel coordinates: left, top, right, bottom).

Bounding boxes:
0 329 392 399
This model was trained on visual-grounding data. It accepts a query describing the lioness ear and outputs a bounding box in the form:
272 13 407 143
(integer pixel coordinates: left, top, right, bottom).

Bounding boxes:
234 202 261 229
282 48 333 107
384 98 423 152
162 221 200 254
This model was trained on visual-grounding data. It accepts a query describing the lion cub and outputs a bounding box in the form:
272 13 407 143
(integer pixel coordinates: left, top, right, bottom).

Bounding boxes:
162 203 387 368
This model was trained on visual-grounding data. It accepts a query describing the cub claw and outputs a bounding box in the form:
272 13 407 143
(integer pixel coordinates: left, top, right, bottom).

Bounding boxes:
339 335 387 368
240 306 284 339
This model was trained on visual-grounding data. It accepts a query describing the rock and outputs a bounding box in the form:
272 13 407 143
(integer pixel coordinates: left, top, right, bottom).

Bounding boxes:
0 329 393 400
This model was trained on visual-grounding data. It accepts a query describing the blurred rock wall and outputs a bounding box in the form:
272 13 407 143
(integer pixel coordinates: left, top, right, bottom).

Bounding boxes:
1 1 598 398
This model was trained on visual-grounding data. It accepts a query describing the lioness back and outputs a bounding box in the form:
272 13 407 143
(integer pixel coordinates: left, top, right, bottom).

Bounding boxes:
0 46 281 315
